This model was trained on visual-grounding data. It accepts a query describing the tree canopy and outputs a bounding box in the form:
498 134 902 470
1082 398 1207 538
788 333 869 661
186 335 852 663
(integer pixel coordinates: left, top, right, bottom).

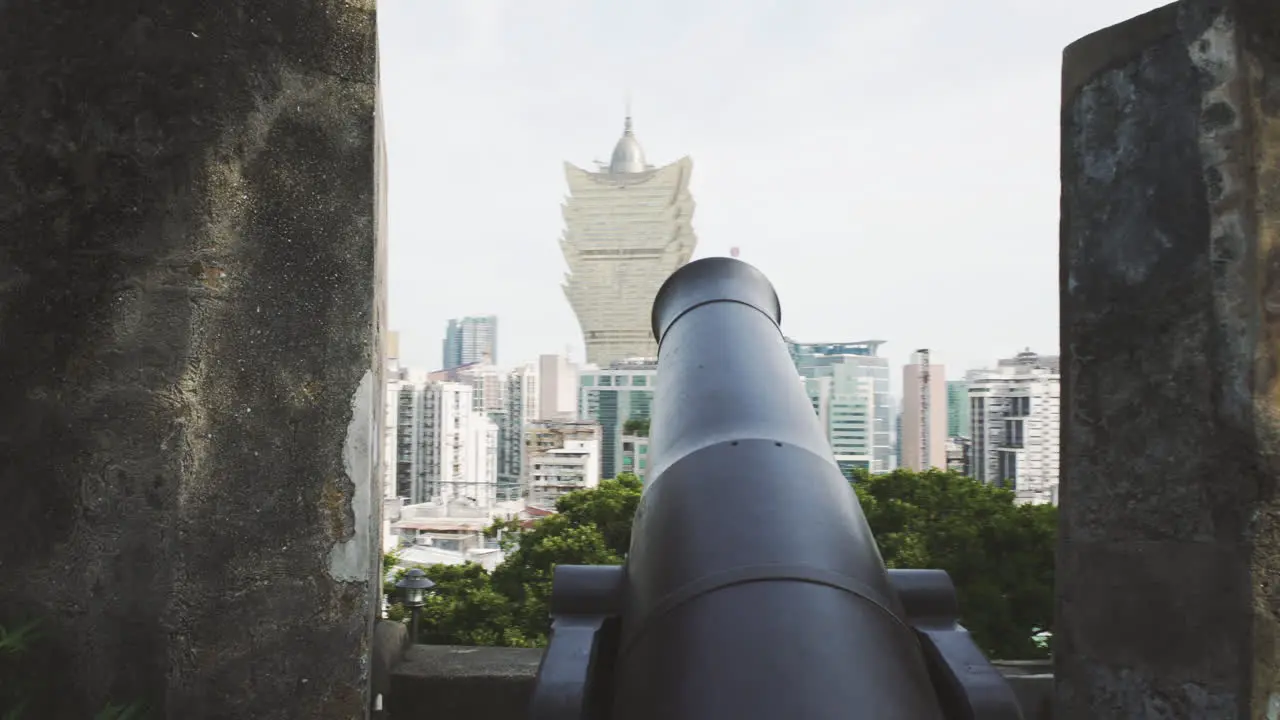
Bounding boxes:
853 469 1056 659
621 417 649 437
386 468 1055 659
386 473 641 648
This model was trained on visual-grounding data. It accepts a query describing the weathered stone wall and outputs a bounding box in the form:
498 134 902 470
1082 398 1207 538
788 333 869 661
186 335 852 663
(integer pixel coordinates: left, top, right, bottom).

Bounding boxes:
1059 0 1280 717
0 1 381 717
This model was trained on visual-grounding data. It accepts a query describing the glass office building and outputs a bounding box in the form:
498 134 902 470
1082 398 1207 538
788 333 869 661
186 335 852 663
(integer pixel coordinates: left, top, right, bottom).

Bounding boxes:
577 359 656 481
788 340 893 475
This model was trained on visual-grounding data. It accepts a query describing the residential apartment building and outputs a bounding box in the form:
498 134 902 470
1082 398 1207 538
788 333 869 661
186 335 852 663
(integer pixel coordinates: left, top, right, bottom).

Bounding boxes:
494 363 538 501
391 377 499 509
528 439 601 509
967 349 1060 504
525 421 601 508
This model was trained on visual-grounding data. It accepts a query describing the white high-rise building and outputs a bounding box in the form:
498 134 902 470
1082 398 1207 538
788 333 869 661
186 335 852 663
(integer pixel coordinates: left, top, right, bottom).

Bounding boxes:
901 350 948 471
560 117 697 366
463 410 500 507
390 378 499 509
537 354 579 421
967 350 1060 505
495 364 539 500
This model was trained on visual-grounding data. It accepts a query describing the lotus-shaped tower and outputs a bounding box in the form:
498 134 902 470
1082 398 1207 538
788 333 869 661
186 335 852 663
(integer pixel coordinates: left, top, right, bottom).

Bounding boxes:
560 117 697 366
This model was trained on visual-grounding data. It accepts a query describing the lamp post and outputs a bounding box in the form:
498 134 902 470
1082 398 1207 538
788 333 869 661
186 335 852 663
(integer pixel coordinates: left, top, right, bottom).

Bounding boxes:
396 568 435 644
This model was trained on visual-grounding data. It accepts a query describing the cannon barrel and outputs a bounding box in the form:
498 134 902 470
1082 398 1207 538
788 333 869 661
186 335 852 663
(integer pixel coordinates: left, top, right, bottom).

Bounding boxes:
528 258 1025 720
610 257 943 719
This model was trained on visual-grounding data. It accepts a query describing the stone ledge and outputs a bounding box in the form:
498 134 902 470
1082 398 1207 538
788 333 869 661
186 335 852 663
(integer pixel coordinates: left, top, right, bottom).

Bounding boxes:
387 645 1054 720
386 645 542 720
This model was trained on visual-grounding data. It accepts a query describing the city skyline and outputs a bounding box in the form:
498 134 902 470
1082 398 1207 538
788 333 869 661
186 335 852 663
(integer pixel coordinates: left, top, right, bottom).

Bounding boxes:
379 0 1162 385
376 1 1162 381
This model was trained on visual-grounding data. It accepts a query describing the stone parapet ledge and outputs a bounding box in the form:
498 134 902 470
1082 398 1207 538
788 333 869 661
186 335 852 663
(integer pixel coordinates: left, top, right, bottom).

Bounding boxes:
386 646 543 720
992 661 1055 719
386 645 1053 720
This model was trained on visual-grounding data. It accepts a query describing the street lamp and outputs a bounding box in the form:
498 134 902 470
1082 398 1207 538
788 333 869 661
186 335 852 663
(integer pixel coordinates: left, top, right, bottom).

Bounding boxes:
396 568 435 643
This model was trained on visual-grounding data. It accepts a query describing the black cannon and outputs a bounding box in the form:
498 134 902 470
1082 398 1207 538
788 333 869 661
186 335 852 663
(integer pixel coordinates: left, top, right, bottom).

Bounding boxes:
529 257 1024 720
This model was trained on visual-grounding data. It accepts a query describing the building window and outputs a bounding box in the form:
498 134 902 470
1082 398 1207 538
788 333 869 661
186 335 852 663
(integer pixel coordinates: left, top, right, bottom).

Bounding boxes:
581 375 595 387
1001 419 1025 448
599 375 613 386
998 452 1018 484
632 375 648 386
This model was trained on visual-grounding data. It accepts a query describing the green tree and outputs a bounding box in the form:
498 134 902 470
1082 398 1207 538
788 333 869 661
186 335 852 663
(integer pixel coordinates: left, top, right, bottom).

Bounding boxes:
397 468 1055 661
417 563 539 647
622 418 650 437
854 469 1056 659
490 473 642 642
384 473 643 648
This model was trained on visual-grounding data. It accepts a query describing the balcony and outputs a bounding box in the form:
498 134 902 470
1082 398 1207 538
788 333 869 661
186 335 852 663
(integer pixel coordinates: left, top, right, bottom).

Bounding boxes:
377 635 1054 720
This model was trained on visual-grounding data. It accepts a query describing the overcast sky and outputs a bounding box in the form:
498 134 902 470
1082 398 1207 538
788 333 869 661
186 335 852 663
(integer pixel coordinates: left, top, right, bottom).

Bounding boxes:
378 0 1162 386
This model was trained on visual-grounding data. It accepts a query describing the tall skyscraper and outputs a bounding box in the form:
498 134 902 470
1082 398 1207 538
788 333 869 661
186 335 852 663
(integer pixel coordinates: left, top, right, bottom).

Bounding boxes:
442 315 497 369
967 349 1060 505
560 117 697 366
577 359 655 480
946 380 971 438
790 340 893 474
901 350 948 471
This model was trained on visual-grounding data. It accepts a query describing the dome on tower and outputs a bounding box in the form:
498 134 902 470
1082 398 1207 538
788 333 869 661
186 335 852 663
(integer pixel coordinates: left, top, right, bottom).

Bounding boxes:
608 116 647 174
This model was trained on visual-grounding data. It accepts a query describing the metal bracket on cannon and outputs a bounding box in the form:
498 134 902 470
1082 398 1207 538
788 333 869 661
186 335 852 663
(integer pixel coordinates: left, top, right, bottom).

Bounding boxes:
528 566 1025 720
